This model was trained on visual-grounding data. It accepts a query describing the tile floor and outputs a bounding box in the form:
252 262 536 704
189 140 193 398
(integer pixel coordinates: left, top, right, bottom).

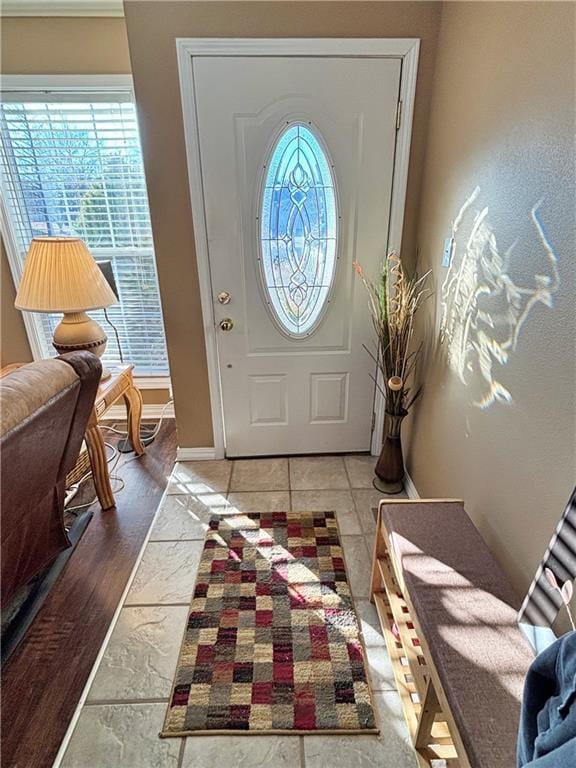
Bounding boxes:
57 455 415 768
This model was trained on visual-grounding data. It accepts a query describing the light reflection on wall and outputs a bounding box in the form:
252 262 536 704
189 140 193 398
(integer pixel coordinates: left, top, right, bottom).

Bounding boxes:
440 187 560 409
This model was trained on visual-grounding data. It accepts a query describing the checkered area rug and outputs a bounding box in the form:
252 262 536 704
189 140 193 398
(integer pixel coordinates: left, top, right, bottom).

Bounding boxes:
161 511 377 736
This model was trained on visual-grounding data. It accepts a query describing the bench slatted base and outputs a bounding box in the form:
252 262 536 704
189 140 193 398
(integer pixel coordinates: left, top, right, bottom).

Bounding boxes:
373 554 460 766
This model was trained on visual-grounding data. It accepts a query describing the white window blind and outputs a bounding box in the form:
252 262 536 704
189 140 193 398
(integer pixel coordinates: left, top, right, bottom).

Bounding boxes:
0 89 169 376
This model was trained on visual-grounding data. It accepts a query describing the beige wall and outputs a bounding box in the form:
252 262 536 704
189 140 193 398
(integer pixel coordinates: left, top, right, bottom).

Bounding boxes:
1 239 32 367
408 1 575 597
1 17 131 74
0 17 168 403
123 1 443 447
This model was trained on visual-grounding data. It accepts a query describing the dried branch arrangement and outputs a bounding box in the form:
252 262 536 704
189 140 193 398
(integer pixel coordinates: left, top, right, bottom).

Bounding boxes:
353 252 431 417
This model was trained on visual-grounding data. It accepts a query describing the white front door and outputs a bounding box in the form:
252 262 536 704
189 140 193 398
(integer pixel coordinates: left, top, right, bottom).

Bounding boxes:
192 55 401 456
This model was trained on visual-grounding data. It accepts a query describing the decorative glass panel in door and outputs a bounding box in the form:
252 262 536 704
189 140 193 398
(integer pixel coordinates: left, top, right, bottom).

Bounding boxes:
259 123 338 337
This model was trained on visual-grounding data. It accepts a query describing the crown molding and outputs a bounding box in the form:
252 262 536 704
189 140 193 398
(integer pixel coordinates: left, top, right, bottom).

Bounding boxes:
2 1 124 17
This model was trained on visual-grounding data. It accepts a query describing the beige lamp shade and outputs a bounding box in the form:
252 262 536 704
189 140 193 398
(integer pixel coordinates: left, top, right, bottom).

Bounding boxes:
15 237 118 313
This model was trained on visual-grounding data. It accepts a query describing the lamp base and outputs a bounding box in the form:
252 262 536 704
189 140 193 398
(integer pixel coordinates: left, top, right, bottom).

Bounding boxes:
53 312 108 377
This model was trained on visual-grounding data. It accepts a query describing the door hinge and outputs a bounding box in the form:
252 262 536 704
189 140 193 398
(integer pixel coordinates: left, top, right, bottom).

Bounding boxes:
395 99 403 131
371 411 376 433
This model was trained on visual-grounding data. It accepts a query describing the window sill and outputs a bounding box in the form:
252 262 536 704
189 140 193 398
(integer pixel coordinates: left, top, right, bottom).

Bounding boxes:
134 376 171 391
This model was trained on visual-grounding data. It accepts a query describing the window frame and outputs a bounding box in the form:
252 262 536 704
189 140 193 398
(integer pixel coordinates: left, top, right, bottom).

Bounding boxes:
0 74 170 387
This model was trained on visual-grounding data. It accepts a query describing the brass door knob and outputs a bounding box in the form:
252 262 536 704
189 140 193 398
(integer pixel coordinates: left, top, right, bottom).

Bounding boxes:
219 318 234 332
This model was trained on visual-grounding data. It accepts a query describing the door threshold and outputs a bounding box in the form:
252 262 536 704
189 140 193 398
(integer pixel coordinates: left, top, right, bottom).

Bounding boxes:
226 450 372 459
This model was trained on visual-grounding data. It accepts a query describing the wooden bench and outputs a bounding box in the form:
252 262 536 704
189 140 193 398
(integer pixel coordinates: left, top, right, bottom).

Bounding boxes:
370 499 534 768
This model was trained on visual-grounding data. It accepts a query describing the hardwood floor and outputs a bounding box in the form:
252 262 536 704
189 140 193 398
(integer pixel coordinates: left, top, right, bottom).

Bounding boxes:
1 420 177 768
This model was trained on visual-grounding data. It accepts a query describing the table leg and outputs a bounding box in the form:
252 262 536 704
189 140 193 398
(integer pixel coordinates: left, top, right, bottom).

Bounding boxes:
85 424 116 510
123 385 146 455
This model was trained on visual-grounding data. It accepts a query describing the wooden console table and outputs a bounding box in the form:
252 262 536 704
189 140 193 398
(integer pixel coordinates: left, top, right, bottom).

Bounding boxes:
86 364 145 510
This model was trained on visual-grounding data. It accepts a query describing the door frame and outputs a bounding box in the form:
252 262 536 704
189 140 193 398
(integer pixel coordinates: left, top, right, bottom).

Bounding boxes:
176 37 420 459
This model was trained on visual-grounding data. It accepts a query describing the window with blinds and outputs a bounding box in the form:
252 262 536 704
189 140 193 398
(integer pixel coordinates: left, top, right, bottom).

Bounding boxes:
0 88 169 376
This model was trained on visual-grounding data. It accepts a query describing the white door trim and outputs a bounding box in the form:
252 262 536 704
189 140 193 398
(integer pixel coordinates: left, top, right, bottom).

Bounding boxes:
176 37 420 459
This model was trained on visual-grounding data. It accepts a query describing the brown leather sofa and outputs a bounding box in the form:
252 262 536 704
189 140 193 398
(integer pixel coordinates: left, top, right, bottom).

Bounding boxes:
0 352 101 607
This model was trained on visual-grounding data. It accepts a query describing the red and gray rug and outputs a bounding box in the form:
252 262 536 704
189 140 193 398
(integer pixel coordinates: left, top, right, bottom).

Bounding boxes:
161 510 377 736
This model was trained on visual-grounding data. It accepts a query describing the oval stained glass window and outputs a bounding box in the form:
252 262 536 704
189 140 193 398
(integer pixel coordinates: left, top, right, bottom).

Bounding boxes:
259 123 338 337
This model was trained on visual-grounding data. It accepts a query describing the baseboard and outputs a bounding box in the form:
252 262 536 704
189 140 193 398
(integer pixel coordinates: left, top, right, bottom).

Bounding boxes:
403 470 420 499
175 449 421 471
106 402 175 420
176 447 218 461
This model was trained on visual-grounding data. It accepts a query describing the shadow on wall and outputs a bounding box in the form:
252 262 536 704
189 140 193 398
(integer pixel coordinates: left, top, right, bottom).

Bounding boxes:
439 188 560 409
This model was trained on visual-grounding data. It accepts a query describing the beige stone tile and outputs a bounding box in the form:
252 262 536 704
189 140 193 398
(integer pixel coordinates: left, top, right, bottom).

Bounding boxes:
150 494 230 541
87 606 188 701
291 490 361 534
60 703 181 768
289 456 349 490
344 454 377 488
166 460 231 494
341 535 372 598
353 489 409 535
352 489 383 534
229 458 289 491
355 599 385 648
226 491 290 513
181 734 301 767
303 690 417 768
364 644 396 691
125 541 203 605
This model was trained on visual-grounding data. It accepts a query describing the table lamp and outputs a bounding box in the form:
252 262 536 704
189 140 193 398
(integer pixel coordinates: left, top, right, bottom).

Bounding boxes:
15 237 118 379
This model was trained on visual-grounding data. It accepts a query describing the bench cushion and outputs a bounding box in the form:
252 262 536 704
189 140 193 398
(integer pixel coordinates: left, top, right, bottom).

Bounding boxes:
380 500 534 768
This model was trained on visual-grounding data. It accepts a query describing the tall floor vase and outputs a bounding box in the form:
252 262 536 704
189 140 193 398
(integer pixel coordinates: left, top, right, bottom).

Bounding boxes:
374 410 407 494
